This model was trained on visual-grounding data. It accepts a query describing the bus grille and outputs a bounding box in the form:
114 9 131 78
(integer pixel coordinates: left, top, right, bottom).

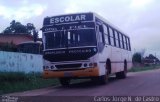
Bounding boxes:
55 64 82 69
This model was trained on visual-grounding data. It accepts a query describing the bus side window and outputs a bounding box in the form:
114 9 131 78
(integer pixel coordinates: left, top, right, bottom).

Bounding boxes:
105 34 109 44
117 32 121 48
125 36 129 50
114 31 119 48
128 38 131 51
109 27 114 46
119 33 123 48
107 25 111 45
122 35 125 49
123 35 127 50
113 30 116 47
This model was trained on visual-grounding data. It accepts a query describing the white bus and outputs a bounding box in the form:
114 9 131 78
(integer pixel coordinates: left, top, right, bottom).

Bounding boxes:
42 12 132 86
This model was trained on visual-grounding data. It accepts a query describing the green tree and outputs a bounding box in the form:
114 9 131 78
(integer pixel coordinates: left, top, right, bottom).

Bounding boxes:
26 23 35 34
132 53 142 63
33 29 38 42
145 54 160 62
2 20 36 34
3 27 12 34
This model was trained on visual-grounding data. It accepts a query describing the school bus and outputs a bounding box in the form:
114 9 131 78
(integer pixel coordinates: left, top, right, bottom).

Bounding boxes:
42 12 132 86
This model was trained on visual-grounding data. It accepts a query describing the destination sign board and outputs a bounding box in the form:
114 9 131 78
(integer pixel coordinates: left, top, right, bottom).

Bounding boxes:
42 22 95 32
43 13 94 25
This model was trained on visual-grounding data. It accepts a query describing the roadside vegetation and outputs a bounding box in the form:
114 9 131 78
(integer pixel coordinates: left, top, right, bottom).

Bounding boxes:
129 64 160 72
0 72 59 95
131 51 160 72
0 72 88 95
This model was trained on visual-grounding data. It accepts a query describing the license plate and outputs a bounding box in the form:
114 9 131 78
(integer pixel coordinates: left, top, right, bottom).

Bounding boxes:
64 72 73 77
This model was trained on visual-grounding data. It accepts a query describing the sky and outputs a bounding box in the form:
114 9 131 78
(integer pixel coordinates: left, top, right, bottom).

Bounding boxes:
0 0 160 57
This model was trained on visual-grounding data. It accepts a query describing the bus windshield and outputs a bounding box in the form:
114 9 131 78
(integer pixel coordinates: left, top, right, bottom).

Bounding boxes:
45 29 96 49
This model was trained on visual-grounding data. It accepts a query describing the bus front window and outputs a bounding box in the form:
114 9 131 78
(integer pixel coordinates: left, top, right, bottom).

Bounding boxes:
45 29 96 49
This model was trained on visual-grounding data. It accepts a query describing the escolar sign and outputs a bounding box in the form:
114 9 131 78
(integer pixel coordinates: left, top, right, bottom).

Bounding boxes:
43 13 94 25
50 15 86 24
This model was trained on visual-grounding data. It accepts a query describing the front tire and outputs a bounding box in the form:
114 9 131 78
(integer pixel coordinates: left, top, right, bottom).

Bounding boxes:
99 75 108 84
59 78 70 86
91 75 108 85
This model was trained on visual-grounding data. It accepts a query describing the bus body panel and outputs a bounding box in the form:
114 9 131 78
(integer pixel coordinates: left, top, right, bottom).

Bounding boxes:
43 67 100 79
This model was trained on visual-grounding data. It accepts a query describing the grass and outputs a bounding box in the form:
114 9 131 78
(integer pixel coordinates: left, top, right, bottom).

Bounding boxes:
0 72 59 95
128 64 160 72
0 72 88 95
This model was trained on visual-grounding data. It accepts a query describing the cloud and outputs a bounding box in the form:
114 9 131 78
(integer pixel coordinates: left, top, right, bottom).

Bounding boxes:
64 0 99 13
0 3 47 21
0 0 160 57
130 0 153 9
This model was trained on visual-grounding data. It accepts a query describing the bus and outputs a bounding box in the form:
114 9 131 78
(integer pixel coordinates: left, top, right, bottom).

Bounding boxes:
42 12 132 86
17 41 42 54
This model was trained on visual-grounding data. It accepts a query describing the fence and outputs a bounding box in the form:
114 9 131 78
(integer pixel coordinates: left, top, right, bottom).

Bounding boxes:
0 51 43 73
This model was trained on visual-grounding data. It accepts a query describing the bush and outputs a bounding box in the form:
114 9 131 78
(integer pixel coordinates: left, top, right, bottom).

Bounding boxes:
0 72 58 94
0 72 29 82
0 42 17 52
132 53 142 63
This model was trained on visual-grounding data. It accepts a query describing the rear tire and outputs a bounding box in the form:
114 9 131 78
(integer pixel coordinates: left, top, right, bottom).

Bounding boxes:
116 61 127 79
106 59 111 75
116 71 126 79
59 78 70 86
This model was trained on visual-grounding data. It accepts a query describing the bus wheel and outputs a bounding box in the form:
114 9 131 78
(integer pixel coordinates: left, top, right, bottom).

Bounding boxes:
116 60 127 79
59 78 70 86
106 59 111 75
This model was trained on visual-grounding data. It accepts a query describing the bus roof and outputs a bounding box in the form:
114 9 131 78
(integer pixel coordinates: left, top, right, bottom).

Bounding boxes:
43 12 129 37
44 12 93 19
93 12 129 37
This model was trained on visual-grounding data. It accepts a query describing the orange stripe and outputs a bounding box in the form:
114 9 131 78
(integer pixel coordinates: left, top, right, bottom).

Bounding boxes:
43 67 99 78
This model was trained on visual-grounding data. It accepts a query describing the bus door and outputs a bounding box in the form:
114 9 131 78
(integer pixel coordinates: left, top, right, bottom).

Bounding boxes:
96 23 105 52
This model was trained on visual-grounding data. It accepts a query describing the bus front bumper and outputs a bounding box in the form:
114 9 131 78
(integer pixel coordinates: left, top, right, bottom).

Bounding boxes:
43 67 99 78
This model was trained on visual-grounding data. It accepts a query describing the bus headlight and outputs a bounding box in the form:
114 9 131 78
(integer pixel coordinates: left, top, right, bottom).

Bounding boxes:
46 66 49 70
51 66 54 70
